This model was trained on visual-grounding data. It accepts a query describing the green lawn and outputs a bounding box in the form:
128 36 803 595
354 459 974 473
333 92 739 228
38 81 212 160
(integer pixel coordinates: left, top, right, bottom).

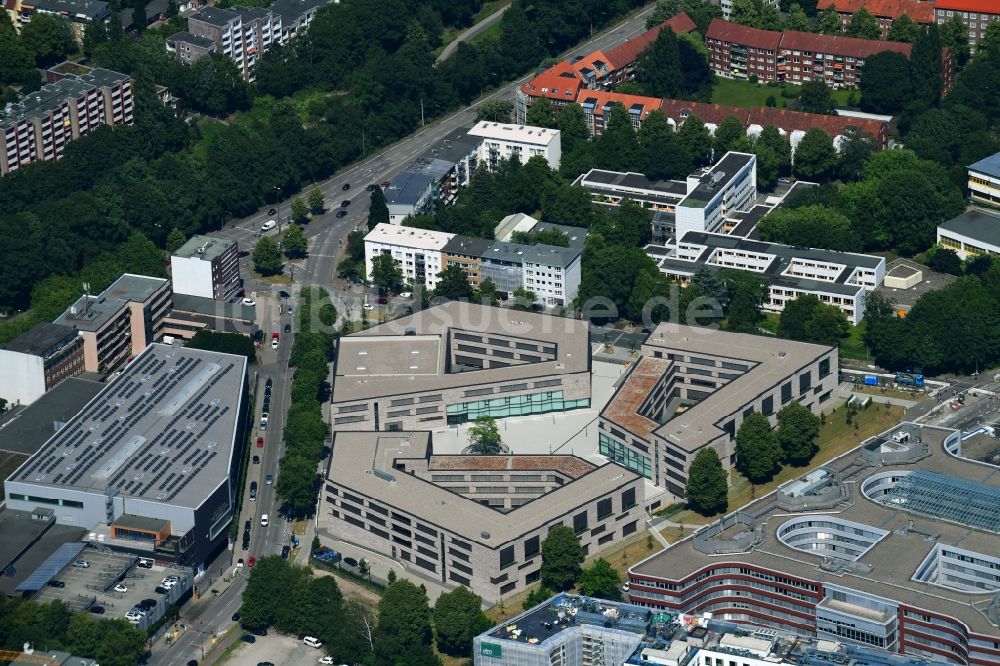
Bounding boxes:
470 21 502 45
711 78 854 109
840 321 869 362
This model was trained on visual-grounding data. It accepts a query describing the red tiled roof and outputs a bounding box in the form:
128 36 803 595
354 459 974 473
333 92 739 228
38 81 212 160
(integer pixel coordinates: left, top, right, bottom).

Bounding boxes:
658 99 748 127
603 12 697 69
778 29 911 58
815 0 934 24
745 107 886 141
933 0 999 13
572 50 613 82
705 18 782 50
577 90 663 118
520 60 585 102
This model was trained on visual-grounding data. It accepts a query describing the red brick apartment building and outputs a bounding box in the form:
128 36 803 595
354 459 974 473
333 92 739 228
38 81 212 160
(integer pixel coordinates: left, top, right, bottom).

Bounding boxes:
934 0 1000 54
516 12 695 122
705 18 954 92
815 0 935 37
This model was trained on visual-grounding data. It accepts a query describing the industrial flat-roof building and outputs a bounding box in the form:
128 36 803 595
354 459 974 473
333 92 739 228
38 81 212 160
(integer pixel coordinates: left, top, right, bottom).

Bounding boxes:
937 208 1000 259
4 344 249 569
319 432 642 603
0 323 85 407
598 324 837 497
627 423 1000 665
647 231 886 325
53 274 171 375
170 235 242 301
331 302 591 431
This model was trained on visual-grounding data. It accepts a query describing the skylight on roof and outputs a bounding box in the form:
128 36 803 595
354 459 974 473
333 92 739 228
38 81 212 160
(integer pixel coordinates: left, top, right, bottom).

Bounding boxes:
877 469 1000 534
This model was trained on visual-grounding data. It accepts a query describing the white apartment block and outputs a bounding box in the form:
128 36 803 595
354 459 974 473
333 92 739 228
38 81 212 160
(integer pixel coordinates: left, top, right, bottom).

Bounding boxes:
675 152 757 242
720 0 778 20
468 121 561 171
170 235 242 301
967 153 1000 209
648 231 886 325
522 245 581 308
364 223 454 290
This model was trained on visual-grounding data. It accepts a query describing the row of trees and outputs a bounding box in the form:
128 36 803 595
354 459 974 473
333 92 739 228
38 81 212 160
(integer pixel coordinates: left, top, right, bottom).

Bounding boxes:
0 13 75 98
684 402 822 514
240 557 493 663
0 596 147 666
274 287 335 516
524 525 624 609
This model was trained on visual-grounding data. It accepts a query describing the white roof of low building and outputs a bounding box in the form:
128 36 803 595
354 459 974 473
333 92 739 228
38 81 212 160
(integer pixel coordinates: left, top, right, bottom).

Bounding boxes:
364 223 455 251
468 121 560 146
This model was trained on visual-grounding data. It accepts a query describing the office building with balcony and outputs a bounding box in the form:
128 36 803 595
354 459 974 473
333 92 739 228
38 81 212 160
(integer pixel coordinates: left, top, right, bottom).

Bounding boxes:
627 423 1000 666
270 0 334 41
383 171 436 224
936 208 1000 260
167 5 281 80
934 0 999 54
53 274 171 374
170 235 242 302
330 301 591 431
468 121 561 171
816 0 934 37
967 152 1000 208
4 344 249 569
1 68 133 176
598 325 838 497
0 323 85 407
364 223 454 290
647 231 886 325
319 432 642 603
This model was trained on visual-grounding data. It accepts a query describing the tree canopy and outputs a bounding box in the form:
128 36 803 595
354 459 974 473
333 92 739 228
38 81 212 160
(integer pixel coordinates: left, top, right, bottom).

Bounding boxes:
433 587 491 657
685 448 727 515
540 525 585 591
735 412 781 483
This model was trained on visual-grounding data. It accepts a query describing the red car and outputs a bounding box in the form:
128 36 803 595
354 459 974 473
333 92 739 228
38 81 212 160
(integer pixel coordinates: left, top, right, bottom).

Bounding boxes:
247 556 256 568
256 437 264 448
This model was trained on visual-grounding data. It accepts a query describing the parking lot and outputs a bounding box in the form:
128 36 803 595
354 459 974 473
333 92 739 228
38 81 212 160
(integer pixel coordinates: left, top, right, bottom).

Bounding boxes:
225 631 328 666
32 548 191 627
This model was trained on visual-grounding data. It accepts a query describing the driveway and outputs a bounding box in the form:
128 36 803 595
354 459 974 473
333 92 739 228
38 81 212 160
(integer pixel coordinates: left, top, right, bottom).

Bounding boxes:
224 632 322 666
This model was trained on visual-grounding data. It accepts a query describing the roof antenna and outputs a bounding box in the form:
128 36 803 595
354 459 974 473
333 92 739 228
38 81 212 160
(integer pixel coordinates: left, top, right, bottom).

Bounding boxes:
83 282 91 317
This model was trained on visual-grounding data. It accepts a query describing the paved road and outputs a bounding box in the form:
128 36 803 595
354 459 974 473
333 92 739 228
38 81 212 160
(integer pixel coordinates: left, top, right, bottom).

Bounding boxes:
212 2 661 298
436 4 511 63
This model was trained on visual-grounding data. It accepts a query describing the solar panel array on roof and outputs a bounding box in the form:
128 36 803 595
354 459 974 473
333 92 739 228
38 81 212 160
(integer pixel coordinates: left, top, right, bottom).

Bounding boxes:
15 542 87 592
12 345 245 507
879 469 1000 534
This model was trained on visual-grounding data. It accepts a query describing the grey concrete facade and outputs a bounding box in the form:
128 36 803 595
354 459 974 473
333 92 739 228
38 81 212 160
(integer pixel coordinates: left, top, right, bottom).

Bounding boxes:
319 432 643 604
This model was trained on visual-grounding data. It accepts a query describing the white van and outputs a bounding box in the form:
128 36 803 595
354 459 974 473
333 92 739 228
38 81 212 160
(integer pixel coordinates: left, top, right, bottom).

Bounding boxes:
261 220 277 232
303 636 323 649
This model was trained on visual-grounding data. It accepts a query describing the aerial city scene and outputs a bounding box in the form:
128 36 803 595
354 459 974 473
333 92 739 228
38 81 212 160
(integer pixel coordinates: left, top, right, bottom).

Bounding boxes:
0 0 999 664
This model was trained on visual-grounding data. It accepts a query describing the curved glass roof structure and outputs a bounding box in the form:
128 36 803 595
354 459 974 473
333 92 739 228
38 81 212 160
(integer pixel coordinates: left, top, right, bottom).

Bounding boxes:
878 469 1000 534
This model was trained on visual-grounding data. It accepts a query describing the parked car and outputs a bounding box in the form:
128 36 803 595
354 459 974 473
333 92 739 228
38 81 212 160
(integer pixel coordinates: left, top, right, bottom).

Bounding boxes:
252 455 260 465
242 634 256 644
232 611 241 622
137 557 154 568
336 210 348 218
256 436 264 448
73 560 90 568
271 332 280 350
114 583 128 593
303 636 323 649
248 556 256 567
319 658 335 665
139 599 157 610
265 377 273 390
265 474 273 485
89 605 105 614
154 586 168 595
343 557 358 568
47 580 65 588
281 545 290 560
252 329 264 343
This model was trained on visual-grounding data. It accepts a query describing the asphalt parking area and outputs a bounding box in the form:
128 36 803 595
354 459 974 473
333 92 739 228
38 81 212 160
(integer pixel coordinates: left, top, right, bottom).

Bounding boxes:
226 632 326 666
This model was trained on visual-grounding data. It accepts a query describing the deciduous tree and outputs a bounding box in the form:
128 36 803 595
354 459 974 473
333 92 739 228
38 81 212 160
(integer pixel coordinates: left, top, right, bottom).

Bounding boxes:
308 188 325 214
540 525 585 591
578 558 622 600
887 13 920 43
435 264 473 300
846 8 880 40
370 253 403 292
776 402 822 464
798 79 836 114
283 223 308 258
685 448 727 515
433 587 491 657
467 415 503 454
735 412 782 483
253 236 283 275
793 128 837 181
368 186 390 230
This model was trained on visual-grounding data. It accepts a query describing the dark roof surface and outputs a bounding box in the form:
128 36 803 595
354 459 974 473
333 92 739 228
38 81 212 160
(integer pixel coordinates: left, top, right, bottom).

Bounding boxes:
0 376 105 456
1 323 77 356
938 208 1000 248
